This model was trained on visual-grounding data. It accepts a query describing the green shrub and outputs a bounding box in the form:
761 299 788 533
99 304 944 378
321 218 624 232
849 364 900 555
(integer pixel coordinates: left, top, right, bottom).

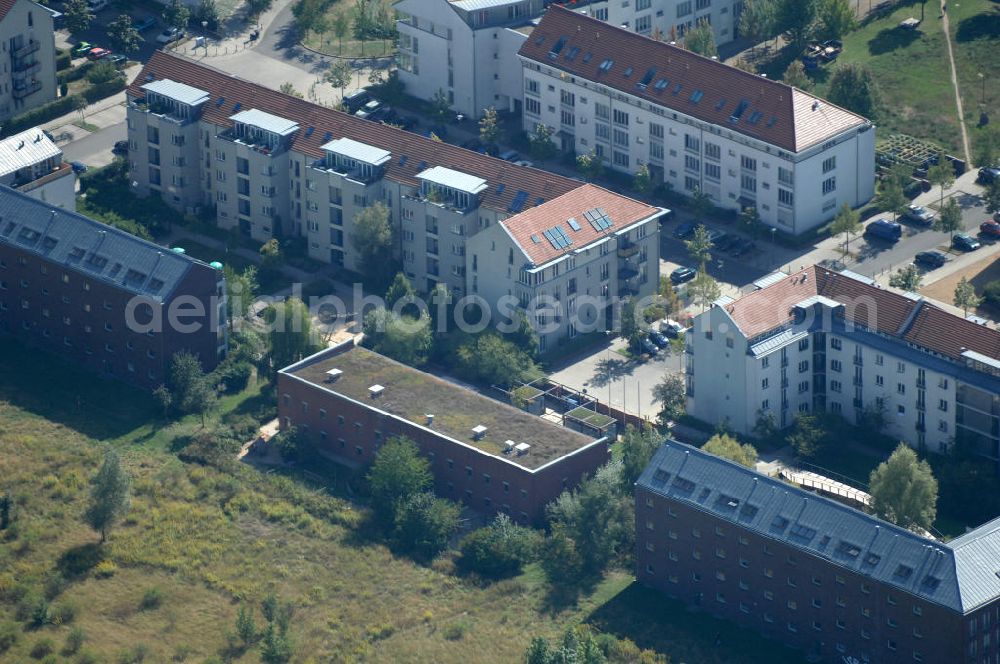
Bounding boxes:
212 359 253 394
457 514 541 579
0 621 18 652
139 587 164 611
57 60 94 85
2 95 77 137
63 627 86 655
52 601 77 625
442 620 469 641
82 78 127 104
56 51 71 71
983 280 1000 308
30 637 55 659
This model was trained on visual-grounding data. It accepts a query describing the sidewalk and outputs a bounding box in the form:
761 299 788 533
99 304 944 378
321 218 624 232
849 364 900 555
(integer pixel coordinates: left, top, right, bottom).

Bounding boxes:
41 63 143 145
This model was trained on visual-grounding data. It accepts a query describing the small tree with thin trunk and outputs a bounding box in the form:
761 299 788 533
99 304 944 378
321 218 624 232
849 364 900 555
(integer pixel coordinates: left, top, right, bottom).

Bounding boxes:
478 106 500 147
927 152 955 211
688 269 722 311
934 197 962 241
953 277 981 317
325 60 352 98
703 433 758 468
830 203 861 261
633 164 653 195
877 176 907 222
690 187 712 224
889 264 923 292
653 373 686 425
683 18 717 57
84 450 131 543
63 0 94 35
685 224 713 270
163 0 191 33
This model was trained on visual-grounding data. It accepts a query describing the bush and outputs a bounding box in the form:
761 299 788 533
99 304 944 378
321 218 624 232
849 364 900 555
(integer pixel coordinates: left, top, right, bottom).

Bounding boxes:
0 621 18 652
457 514 541 579
983 280 1000 308
30 637 55 659
176 427 242 468
442 621 469 641
94 560 117 578
56 51 71 71
2 95 77 137
57 61 94 85
63 627 86 655
51 601 77 625
212 359 253 394
83 78 127 104
139 587 164 611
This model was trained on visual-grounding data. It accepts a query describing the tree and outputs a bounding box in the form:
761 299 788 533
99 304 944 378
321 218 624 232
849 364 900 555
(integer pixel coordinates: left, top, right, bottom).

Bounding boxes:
363 309 433 367
267 297 319 371
236 604 258 647
540 524 586 587
107 14 141 54
633 164 653 195
163 0 191 32
889 264 923 292
973 128 999 169
816 0 856 41
781 60 812 90
351 202 394 286
927 152 955 210
524 637 553 664
739 0 776 54
683 18 717 57
223 265 258 325
63 0 94 35
877 176 907 222
688 269 722 311
429 89 451 122
384 272 416 309
279 82 303 98
72 95 89 122
619 296 643 352
325 60 352 97
653 373 686 425
934 197 962 241
246 0 272 21
332 14 350 54
827 63 882 120
366 436 432 523
576 150 604 182
703 433 758 468
619 425 662 491
953 277 981 317
457 513 541 578
775 0 817 48
787 413 825 459
983 178 1000 217
685 224 713 269
528 123 556 161
739 205 763 239
869 444 938 531
455 332 539 386
152 384 172 418
479 106 500 146
393 492 461 560
260 623 292 664
84 450 131 543
193 0 221 31
830 203 861 261
690 187 712 224
291 0 324 34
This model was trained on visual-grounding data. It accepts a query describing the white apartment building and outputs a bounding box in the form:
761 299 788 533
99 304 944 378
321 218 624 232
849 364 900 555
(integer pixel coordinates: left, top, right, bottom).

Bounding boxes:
394 0 542 119
0 0 56 122
467 183 665 350
577 0 740 46
688 266 1000 468
0 126 74 209
519 6 876 235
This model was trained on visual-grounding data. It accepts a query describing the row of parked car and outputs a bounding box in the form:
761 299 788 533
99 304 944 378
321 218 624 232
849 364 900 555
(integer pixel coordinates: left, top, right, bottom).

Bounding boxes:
638 319 687 356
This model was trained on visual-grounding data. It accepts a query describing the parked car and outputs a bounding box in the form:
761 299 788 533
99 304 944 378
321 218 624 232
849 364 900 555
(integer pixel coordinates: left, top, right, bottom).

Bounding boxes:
353 100 382 119
670 266 697 285
714 233 737 252
499 149 520 162
914 251 946 269
864 218 902 242
395 115 418 131
980 221 1000 239
72 42 93 57
902 204 934 225
108 54 127 67
977 167 1000 185
734 239 757 257
70 161 88 174
86 47 111 60
156 27 185 44
341 89 372 114
672 220 696 239
705 228 725 244
953 233 981 252
648 330 670 348
134 16 157 32
661 319 686 338
513 159 535 168
368 106 395 123
640 338 659 356
112 140 129 156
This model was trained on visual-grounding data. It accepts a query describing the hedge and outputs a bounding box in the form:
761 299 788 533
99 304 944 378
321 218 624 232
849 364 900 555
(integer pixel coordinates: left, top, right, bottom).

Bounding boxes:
56 51 71 71
57 61 94 85
1 77 126 137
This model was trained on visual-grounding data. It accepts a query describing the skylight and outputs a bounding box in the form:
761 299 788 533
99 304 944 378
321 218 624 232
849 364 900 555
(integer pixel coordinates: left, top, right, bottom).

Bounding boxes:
305 126 314 137
767 115 778 127
637 68 656 89
673 82 682 94
582 52 592 63
690 90 704 103
548 36 568 59
730 99 751 122
565 46 580 60
715 98 727 111
567 217 582 231
508 190 529 213
215 96 225 107
653 78 669 91
530 234 541 243
398 155 408 166
623 66 633 78
543 225 573 250
496 183 505 194
323 131 333 141
598 59 614 73
233 102 241 112
747 111 763 125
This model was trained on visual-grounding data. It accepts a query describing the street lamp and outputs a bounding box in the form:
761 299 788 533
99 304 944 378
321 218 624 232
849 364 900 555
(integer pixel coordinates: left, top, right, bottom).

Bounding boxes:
202 21 209 56
769 226 777 268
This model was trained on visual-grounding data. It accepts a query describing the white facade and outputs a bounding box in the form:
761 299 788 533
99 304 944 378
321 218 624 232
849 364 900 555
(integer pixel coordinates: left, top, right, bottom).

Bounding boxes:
0 0 56 122
580 0 740 46
519 7 876 235
688 268 1000 465
0 126 74 209
394 0 539 119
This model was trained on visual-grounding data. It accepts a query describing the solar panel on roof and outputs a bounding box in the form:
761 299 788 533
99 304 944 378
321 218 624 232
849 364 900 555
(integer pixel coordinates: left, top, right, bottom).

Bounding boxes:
508 190 529 213
690 90 704 103
584 207 613 231
567 217 581 231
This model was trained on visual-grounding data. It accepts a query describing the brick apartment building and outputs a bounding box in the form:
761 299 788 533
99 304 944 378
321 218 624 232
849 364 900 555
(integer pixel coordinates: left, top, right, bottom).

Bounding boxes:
0 185 227 388
637 440 1000 664
277 340 611 523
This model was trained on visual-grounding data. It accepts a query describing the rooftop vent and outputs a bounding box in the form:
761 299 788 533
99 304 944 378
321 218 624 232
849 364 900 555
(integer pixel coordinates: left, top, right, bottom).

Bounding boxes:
325 368 343 382
369 384 385 398
514 442 531 456
471 425 488 440
426 414 435 426
504 440 516 453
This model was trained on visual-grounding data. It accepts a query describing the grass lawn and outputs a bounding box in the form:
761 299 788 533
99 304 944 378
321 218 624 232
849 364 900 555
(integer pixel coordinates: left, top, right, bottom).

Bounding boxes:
301 0 395 59
945 0 1000 163
0 337 812 663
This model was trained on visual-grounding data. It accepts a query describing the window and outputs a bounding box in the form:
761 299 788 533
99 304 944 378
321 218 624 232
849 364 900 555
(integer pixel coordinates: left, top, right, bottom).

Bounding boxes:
831 359 842 372
799 360 809 373
822 177 836 195
778 189 794 207
823 156 836 173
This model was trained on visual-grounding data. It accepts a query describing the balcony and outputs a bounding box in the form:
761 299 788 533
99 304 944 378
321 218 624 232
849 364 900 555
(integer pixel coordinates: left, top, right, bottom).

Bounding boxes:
617 242 640 258
12 60 41 77
618 267 640 281
12 80 42 100
917 379 927 389
619 284 639 297
12 39 40 60
853 356 863 366
128 99 191 126
217 128 284 156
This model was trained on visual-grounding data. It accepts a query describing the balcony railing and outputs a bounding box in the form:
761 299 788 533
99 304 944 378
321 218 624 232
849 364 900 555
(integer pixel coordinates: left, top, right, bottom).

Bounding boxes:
12 40 40 59
12 60 41 77
854 356 863 366
12 80 41 99
617 242 640 258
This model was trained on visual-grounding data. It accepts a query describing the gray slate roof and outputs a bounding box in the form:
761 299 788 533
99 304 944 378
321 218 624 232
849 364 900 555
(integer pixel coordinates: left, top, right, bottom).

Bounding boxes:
0 185 197 300
637 440 995 614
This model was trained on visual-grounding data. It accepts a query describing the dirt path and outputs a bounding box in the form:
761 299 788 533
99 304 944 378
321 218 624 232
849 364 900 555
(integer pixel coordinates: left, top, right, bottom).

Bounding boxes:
920 251 1000 310
940 0 972 165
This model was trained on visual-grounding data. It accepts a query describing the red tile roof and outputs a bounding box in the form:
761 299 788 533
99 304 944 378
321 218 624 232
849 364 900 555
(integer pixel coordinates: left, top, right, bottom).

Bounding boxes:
519 6 869 153
500 183 662 265
723 265 1000 363
0 0 18 21
130 52 581 214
